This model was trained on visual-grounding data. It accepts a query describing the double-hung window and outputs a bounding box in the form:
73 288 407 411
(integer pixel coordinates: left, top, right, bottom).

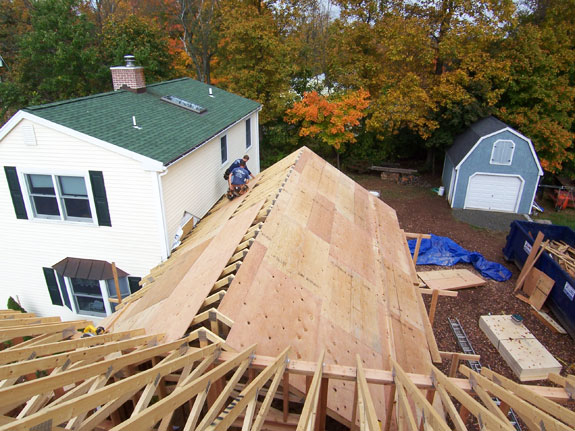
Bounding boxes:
4 167 111 226
26 174 93 221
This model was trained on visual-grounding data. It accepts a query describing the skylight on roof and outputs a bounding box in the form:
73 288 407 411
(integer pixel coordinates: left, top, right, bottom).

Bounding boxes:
161 95 206 114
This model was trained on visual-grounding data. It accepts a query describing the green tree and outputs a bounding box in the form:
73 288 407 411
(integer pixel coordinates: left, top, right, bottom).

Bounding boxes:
11 0 106 104
100 15 178 84
497 1 575 174
214 0 294 123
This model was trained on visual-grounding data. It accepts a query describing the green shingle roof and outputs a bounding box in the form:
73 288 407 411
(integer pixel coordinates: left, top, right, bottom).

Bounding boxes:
24 78 261 165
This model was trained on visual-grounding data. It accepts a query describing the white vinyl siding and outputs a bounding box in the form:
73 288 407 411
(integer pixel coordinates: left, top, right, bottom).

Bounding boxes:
464 173 523 212
161 114 260 243
490 140 515 165
0 119 165 322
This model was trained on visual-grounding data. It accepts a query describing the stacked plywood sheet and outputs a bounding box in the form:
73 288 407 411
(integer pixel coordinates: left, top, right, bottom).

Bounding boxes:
418 269 486 290
479 315 561 381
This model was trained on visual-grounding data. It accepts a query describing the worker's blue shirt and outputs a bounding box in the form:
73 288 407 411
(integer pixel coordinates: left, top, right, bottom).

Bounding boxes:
230 167 250 185
229 159 251 176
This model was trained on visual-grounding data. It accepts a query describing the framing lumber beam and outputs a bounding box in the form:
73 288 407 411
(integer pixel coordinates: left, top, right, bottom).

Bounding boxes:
0 320 90 342
481 368 575 428
355 355 379 431
459 366 573 431
0 343 222 430
297 351 325 431
0 329 147 365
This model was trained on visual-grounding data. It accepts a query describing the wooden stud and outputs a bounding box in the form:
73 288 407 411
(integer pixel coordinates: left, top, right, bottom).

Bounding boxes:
112 262 123 304
383 384 396 431
514 231 545 293
297 351 325 431
315 377 329 431
435 383 467 431
355 355 380 431
428 289 439 326
448 353 460 378
283 370 290 423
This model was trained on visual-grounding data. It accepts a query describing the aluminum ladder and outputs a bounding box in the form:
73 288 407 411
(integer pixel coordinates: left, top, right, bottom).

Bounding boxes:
448 318 522 431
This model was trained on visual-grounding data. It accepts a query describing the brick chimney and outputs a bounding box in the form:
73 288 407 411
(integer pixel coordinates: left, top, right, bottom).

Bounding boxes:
110 55 146 92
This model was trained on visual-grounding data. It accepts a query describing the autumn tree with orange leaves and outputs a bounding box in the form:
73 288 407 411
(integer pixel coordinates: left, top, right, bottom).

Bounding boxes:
285 89 370 168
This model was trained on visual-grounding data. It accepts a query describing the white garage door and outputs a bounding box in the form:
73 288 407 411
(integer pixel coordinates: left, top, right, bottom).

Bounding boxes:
465 174 523 212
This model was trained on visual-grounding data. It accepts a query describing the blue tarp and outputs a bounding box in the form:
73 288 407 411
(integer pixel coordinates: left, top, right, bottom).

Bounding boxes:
408 234 512 282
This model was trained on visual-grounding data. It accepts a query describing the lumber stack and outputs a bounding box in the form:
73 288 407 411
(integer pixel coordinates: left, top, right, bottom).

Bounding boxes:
542 239 575 278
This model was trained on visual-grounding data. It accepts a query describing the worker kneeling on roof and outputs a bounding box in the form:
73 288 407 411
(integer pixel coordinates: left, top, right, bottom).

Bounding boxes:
228 160 251 195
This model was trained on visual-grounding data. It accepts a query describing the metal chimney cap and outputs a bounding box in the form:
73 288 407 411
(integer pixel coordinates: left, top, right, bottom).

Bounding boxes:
124 55 136 67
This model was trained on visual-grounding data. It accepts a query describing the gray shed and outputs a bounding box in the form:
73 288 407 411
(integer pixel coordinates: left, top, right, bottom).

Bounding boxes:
442 116 543 214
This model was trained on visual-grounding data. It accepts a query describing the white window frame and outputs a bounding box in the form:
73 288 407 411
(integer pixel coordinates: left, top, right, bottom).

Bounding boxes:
220 135 228 165
56 275 131 317
246 118 252 149
490 139 515 166
19 168 97 224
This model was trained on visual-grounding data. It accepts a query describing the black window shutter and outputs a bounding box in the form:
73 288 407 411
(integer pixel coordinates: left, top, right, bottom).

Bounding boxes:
128 276 142 294
4 166 28 219
58 275 72 311
89 171 111 227
42 267 63 306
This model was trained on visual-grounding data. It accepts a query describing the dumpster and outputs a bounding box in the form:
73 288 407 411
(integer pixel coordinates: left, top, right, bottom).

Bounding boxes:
503 220 575 339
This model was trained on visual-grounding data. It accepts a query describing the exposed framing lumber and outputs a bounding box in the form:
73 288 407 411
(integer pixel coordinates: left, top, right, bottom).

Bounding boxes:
514 231 545 293
101 345 258 431
0 320 90 342
391 359 450 431
0 342 222 430
0 334 160 381
430 366 514 431
297 351 325 431
206 347 290 431
0 332 206 410
415 290 442 363
459 366 574 431
0 317 60 327
0 329 146 365
355 355 379 431
481 368 575 428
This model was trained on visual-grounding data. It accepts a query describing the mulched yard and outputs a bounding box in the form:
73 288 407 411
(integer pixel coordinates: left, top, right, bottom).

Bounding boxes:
351 172 575 383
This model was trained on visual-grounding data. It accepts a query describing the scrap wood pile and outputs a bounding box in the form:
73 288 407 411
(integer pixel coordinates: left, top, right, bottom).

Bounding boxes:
1 309 575 431
542 240 575 278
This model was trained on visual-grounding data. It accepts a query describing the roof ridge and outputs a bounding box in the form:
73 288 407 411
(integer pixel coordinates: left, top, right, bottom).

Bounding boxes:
24 90 122 111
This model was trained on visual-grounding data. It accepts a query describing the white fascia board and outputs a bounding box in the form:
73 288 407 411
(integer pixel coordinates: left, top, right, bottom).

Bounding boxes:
454 126 544 176
165 106 263 168
0 111 165 172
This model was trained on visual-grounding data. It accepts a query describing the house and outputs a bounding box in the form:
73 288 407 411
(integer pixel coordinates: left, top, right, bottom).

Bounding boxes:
442 116 543 214
0 57 261 322
105 147 438 425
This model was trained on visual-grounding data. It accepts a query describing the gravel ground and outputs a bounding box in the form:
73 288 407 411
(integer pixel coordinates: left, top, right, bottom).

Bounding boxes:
452 208 528 232
350 172 575 384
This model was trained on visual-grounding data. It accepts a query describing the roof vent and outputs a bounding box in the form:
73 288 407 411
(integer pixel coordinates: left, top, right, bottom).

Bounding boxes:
161 95 207 114
124 55 136 67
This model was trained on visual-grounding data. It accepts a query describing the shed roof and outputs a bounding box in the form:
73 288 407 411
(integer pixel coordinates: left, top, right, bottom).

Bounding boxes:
23 78 261 165
53 257 128 280
446 116 509 166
